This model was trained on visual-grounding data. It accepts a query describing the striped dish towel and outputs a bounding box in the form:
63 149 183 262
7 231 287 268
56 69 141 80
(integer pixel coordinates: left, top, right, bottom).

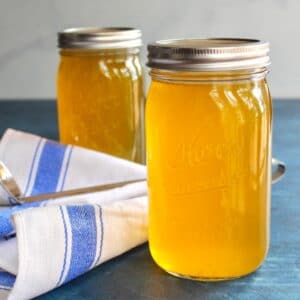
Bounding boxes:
0 129 148 300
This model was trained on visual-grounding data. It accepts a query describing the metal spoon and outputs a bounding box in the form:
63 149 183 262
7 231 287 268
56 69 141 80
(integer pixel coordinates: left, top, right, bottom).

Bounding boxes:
271 157 286 184
0 161 22 204
0 161 146 205
0 158 285 205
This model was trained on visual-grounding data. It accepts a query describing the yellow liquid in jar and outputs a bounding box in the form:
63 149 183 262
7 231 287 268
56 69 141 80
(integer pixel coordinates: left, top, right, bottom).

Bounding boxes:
146 77 272 279
57 50 144 163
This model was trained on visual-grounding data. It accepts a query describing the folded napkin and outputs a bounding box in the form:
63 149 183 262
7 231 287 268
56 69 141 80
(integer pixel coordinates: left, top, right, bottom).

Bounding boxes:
0 129 148 300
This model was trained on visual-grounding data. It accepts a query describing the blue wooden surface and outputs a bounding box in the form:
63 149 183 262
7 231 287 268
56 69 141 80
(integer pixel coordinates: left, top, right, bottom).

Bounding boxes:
0 100 299 300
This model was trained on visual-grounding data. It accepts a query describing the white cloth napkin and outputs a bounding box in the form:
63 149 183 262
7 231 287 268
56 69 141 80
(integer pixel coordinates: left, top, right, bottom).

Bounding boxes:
0 129 148 300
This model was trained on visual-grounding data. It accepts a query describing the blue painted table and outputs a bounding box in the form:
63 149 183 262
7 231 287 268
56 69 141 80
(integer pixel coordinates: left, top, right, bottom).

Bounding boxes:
0 100 299 300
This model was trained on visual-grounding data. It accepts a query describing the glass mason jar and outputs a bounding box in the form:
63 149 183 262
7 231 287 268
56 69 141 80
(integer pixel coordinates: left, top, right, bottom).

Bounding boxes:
57 28 145 163
146 39 273 280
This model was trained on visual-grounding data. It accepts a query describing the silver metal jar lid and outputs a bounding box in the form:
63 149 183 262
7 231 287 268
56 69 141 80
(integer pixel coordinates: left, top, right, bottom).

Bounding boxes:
58 27 142 49
147 38 270 71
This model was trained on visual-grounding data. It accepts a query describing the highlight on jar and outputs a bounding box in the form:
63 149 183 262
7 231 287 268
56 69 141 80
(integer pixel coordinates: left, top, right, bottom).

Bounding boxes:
57 27 145 164
146 38 285 281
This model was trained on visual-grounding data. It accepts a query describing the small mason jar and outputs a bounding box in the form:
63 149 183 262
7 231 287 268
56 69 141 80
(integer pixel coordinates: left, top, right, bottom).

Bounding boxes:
57 27 145 163
146 39 273 280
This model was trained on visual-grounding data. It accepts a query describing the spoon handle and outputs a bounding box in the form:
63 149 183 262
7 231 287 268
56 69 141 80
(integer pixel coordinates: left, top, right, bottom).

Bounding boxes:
18 178 146 204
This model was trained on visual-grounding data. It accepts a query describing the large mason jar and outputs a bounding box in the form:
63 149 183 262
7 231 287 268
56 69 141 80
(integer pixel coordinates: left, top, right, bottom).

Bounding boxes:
57 27 145 163
146 39 273 280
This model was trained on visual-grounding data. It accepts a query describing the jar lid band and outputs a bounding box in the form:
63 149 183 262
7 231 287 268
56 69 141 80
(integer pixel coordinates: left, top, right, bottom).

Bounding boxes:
147 38 270 71
58 27 142 49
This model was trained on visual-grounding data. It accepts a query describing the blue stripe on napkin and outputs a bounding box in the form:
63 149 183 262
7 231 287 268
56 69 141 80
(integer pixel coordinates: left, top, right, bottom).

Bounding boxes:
56 207 69 286
0 140 73 238
60 146 73 191
31 141 67 196
24 138 43 196
63 205 98 283
0 201 42 238
0 271 16 289
0 209 15 237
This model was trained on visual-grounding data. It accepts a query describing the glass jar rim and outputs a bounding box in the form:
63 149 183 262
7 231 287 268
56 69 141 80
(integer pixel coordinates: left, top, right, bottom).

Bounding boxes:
58 27 142 50
149 68 268 84
147 38 270 72
59 47 141 57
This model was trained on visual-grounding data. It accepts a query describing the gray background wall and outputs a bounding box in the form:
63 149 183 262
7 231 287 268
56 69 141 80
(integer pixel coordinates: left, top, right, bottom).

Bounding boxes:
0 0 298 99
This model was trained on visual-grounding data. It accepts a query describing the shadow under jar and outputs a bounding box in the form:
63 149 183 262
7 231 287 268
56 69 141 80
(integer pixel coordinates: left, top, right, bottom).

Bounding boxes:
146 39 272 280
57 27 145 163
